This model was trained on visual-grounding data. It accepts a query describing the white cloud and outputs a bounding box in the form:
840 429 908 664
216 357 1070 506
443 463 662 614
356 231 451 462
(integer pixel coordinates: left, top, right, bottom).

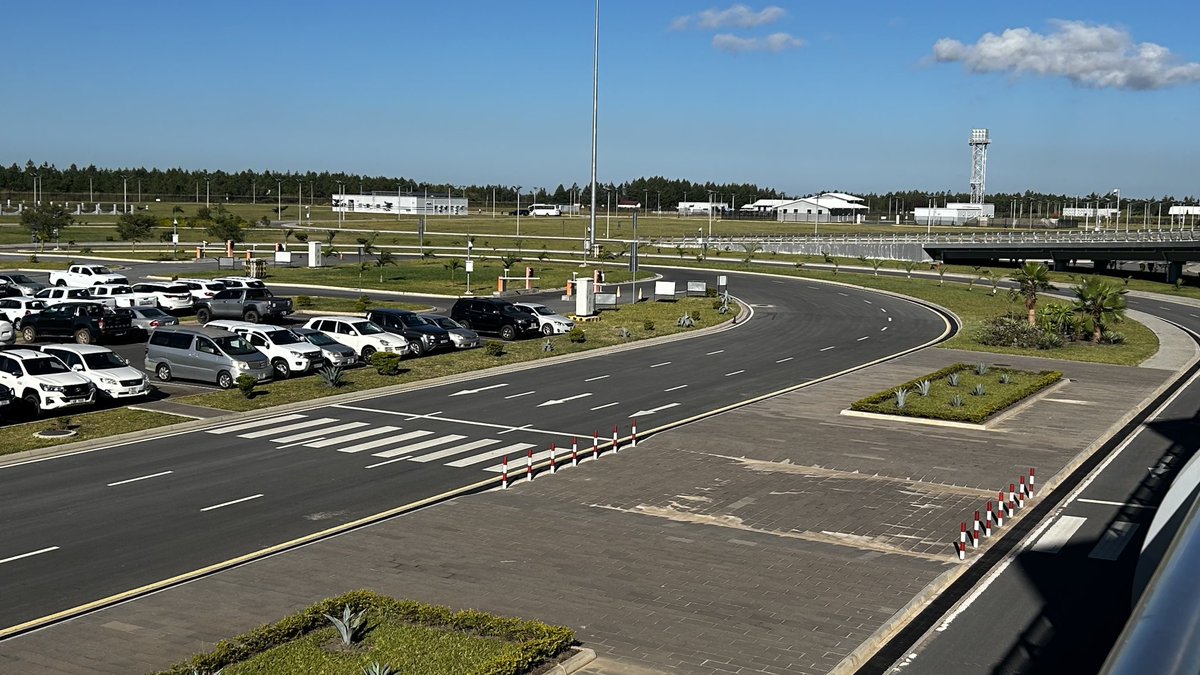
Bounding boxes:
933 20 1200 90
713 32 804 54
672 4 786 31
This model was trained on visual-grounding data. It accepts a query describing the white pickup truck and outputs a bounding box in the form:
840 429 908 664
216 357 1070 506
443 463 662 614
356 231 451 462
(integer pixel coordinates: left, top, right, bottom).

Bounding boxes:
48 264 129 287
86 284 158 309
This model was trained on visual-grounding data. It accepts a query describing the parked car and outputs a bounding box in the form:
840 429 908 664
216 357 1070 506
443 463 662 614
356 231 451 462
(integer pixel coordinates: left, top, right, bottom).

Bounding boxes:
0 383 12 419
0 297 47 329
0 318 14 346
144 326 272 389
207 320 325 379
290 327 359 367
0 348 95 416
449 298 539 341
196 287 293 324
130 282 195 311
49 264 128 287
175 278 227 301
40 344 151 400
364 309 453 356
0 273 47 296
87 284 159 309
419 314 480 349
301 316 408 359
0 283 24 299
213 276 266 290
34 286 94 306
513 302 576 336
20 301 134 345
507 209 530 216
126 306 180 333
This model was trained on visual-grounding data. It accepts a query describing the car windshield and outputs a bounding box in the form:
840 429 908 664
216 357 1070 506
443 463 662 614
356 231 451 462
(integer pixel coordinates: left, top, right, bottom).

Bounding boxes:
27 301 46 310
8 275 35 284
400 314 430 327
353 321 386 335
164 285 190 294
214 336 259 356
525 305 554 316
265 330 301 345
136 307 169 318
300 331 337 346
429 316 462 330
92 267 113 274
109 287 132 294
24 358 70 376
82 352 128 370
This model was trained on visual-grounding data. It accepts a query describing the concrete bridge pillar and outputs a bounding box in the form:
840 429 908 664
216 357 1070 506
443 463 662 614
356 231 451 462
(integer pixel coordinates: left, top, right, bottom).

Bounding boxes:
1093 259 1111 271
1052 259 1070 272
1166 261 1183 284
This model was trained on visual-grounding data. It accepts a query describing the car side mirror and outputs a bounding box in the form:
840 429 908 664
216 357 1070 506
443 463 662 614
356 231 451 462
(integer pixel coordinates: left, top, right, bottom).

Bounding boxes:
72 364 84 372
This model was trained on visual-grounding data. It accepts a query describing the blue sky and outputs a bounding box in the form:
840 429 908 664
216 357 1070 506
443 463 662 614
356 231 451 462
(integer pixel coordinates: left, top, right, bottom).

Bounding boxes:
4 1 1199 198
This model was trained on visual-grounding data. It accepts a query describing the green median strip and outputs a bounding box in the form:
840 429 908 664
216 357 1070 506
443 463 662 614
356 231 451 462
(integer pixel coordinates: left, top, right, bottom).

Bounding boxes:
0 408 185 457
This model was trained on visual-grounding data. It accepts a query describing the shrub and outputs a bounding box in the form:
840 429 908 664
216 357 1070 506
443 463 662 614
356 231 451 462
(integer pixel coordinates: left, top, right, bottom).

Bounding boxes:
56 416 72 431
1102 330 1126 345
616 327 631 339
235 374 257 399
28 254 38 263
295 295 314 309
643 319 655 331
712 300 724 310
690 310 701 321
484 341 505 357
1037 332 1064 349
999 372 1012 384
974 315 1044 349
362 663 397 675
353 294 370 313
370 351 404 376
567 327 586 343
317 365 345 388
79 247 93 254
541 338 554 352
676 314 695 328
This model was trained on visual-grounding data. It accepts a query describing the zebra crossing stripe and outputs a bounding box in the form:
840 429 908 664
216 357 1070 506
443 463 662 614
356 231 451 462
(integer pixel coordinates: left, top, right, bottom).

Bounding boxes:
446 442 537 468
271 422 368 444
207 414 307 434
304 426 400 448
371 434 467 459
408 438 502 463
238 418 340 439
484 447 560 472
337 430 433 454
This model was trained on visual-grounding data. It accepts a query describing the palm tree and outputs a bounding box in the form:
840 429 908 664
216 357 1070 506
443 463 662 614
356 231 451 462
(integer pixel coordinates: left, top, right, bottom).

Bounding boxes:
444 259 464 282
1008 262 1054 327
740 242 761 266
1072 276 1127 343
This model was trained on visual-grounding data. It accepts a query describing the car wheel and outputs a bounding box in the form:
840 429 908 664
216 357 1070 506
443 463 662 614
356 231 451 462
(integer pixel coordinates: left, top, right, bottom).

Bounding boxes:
361 345 376 360
243 309 261 323
541 323 554 336
55 280 66 287
156 363 172 382
21 326 37 343
74 328 94 344
22 392 41 417
408 340 425 357
216 370 234 389
271 358 290 380
500 325 517 341
196 308 212 324
458 319 471 330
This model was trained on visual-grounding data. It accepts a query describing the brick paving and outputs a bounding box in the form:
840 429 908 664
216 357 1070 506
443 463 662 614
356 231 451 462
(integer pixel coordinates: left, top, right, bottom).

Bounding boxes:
0 348 1174 674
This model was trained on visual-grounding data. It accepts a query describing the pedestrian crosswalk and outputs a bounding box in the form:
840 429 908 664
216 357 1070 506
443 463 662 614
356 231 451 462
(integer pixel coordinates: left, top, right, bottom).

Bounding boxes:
205 413 549 472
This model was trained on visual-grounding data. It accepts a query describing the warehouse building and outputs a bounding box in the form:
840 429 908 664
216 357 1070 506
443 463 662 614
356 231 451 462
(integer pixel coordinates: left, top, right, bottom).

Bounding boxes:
332 192 468 216
776 193 868 223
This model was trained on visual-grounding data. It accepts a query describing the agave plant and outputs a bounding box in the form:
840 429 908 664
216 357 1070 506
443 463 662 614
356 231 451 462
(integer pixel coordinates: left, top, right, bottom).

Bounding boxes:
362 662 397 675
325 605 370 646
894 387 910 409
949 394 965 408
998 372 1012 384
947 372 962 387
317 365 345 388
916 379 931 397
975 362 989 376
189 669 223 675
972 383 987 397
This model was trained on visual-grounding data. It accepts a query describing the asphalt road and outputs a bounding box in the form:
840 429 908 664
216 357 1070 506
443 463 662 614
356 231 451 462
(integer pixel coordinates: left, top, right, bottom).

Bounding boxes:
0 268 951 633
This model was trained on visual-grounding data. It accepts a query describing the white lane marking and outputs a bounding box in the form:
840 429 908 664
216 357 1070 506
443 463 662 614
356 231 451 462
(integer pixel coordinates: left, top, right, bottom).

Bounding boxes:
238 418 338 439
1044 398 1090 405
0 546 60 565
819 346 836 352
880 307 887 312
725 370 745 377
504 391 536 399
329 404 569 438
776 357 794 363
1076 498 1157 509
107 471 173 487
1191 313 1199 318
881 326 888 332
584 375 610 382
630 403 680 417
1160 306 1172 311
272 422 367 444
649 362 671 368
857 336 870 341
372 434 467 459
590 402 619 411
448 383 508 397
863 299 872 304
446 442 538 468
1030 515 1088 553
364 455 412 469
664 384 688 392
706 350 725 355
408 438 502 463
200 494 264 512
304 426 399 448
837 292 848 297
1089 521 1140 561
207 413 306 434
807 286 820 290
337 430 432 454
537 393 592 407
888 316 893 322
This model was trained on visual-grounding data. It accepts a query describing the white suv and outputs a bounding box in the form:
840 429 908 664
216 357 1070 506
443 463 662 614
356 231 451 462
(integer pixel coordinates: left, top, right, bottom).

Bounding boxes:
131 282 195 311
207 320 325 379
175 278 227 301
513 302 576 335
87 284 159 309
0 348 95 416
302 316 409 359
214 276 266 290
40 344 151 400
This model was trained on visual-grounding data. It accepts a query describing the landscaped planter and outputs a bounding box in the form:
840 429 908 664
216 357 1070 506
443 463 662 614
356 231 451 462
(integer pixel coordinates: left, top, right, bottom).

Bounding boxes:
849 363 1063 425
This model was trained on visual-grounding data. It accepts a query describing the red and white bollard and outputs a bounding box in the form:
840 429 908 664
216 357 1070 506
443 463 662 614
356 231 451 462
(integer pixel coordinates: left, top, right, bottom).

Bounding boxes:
549 443 557 474
960 522 967 551
996 493 1006 528
1009 483 1016 507
1028 468 1036 498
526 448 533 482
631 419 638 447
593 431 599 461
612 425 619 452
985 502 994 538
1017 476 1027 508
973 511 981 548
957 541 966 561
572 437 579 467
1007 499 1015 518
501 455 509 489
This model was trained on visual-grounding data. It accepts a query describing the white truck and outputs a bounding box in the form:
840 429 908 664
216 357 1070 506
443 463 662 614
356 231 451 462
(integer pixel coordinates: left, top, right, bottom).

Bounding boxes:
49 264 129 287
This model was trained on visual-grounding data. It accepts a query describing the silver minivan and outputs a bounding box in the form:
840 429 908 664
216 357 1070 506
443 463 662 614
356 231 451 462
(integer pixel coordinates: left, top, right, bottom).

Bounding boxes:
144 326 272 389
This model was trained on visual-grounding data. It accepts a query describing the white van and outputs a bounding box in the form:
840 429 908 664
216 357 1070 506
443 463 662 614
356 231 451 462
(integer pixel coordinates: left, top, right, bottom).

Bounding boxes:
527 204 561 216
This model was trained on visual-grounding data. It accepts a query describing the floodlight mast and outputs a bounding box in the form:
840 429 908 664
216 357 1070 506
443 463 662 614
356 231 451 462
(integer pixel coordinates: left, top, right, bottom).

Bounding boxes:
969 128 990 205
587 0 599 258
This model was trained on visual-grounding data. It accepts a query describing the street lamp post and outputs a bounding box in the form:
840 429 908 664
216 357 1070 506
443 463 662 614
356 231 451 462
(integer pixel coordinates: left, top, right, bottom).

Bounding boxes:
297 180 303 228
277 180 282 227
205 178 210 208
707 191 714 239
336 181 344 229
515 185 522 236
1112 189 1121 233
122 176 128 214
137 179 141 205
172 218 178 257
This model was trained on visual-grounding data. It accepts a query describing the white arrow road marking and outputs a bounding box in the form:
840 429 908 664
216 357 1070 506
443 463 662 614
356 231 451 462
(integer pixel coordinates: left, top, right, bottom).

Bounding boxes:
706 350 725 355
449 383 509 397
629 403 680 417
725 370 745 377
857 336 870 341
0 546 60 565
537 393 593 407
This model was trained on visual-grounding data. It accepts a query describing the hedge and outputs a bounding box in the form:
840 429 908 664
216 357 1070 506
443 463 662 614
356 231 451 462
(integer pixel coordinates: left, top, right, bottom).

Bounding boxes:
158 589 575 675
849 363 1063 424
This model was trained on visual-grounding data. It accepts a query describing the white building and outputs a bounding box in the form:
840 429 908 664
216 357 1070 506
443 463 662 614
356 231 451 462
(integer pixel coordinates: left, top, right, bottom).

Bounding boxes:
1063 207 1119 219
776 193 869 223
913 203 995 226
739 198 793 213
332 192 468 216
677 201 729 215
1169 205 1200 226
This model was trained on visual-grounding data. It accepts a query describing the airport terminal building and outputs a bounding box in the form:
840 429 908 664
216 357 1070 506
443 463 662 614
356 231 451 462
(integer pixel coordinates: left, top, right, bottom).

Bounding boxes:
332 192 469 216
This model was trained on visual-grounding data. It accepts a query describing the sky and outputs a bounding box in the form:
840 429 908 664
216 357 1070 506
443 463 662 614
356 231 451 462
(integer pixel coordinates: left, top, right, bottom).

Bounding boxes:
4 1 1199 199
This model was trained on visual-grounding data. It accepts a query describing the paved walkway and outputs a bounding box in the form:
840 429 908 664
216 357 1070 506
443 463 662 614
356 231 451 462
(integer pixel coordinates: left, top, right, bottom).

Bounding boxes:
0 337 1185 674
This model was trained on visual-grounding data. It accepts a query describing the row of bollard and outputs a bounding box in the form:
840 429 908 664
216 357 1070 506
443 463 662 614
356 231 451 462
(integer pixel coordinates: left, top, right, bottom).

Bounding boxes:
957 468 1035 561
501 420 638 489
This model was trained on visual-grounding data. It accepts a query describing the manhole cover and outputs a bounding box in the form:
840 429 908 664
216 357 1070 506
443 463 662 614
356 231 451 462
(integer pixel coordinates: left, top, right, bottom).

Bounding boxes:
34 429 77 439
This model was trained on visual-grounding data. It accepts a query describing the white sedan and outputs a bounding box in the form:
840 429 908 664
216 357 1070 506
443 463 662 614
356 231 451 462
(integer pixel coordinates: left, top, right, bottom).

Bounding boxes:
513 302 576 335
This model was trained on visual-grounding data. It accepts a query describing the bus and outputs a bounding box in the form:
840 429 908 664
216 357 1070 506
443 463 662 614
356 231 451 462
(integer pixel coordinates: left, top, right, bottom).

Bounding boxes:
527 204 562 216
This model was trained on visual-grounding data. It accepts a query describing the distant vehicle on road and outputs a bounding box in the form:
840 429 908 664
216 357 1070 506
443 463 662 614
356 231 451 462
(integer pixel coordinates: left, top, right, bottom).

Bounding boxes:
0 274 46 296
527 204 562 216
49 264 128 287
507 208 530 217
20 301 134 345
40 344 151 400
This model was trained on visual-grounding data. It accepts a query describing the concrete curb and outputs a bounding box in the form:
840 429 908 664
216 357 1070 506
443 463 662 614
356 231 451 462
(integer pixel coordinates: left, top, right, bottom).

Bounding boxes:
545 648 598 675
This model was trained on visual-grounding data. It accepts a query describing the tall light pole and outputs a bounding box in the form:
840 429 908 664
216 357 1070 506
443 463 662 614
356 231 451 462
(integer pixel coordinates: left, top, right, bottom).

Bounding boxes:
88 176 93 203
515 185 522 236
205 178 210 208
336 180 345 229
137 178 142 205
277 179 282 227
297 179 303 227
587 0 599 257
122 175 128 214
707 190 714 239
606 188 611 238
252 179 256 204
644 189 648 216
1112 189 1121 233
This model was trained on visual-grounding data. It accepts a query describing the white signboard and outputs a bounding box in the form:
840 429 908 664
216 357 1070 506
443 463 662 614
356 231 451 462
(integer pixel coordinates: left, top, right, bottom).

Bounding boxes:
465 259 474 273
654 281 677 298
274 251 293 264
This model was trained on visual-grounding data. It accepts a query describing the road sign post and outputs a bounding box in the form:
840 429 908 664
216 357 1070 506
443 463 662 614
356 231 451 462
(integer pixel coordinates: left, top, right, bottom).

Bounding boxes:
628 242 639 303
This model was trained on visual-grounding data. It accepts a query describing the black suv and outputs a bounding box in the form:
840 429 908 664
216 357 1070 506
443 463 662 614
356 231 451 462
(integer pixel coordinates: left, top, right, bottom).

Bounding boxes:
365 309 453 356
449 298 538 341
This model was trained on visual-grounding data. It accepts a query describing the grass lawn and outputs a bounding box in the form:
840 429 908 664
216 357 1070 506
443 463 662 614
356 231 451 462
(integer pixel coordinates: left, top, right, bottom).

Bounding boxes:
293 296 430 314
0 408 185 457
183 296 724 412
851 364 1063 424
